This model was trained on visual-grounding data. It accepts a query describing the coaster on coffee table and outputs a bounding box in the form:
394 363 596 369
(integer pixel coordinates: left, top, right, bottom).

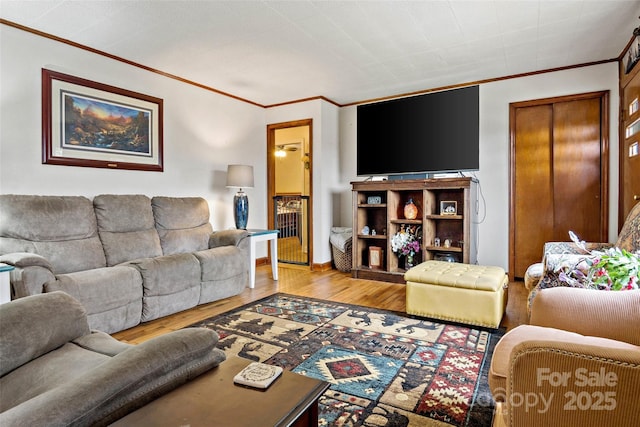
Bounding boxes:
233 362 283 389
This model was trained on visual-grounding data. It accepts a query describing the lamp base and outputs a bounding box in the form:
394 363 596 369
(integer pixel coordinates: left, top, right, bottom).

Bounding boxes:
233 191 249 229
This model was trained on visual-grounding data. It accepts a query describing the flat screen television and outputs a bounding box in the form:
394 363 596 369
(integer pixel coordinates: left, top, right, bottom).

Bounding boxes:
356 85 479 177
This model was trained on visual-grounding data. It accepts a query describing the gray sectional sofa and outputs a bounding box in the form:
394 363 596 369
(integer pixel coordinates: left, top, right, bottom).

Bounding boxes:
0 194 250 333
0 291 226 427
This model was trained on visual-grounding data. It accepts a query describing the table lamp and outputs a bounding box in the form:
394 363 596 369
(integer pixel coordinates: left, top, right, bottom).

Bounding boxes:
226 164 254 229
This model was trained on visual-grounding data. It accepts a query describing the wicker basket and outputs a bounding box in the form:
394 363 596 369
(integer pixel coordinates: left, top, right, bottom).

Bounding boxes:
331 237 353 272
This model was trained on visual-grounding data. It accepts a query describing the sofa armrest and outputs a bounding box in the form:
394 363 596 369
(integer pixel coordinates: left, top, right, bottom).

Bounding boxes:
0 252 56 298
209 229 248 248
0 252 53 271
0 328 226 427
501 339 640 427
3 266 55 298
530 287 640 345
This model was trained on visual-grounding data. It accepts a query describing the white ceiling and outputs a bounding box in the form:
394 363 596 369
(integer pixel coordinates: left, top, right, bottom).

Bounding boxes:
1 0 639 106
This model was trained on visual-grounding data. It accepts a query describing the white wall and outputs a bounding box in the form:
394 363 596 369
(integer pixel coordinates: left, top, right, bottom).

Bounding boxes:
0 25 269 255
478 63 619 270
266 100 341 266
0 24 620 271
338 62 620 272
0 24 344 267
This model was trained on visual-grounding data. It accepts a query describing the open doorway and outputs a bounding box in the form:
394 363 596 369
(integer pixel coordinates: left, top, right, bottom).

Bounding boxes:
267 119 312 266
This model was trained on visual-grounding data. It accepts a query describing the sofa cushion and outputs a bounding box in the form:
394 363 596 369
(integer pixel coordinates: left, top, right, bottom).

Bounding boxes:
1 333 132 412
0 195 98 242
94 195 163 266
37 239 107 275
0 342 111 412
152 196 214 255
195 246 248 304
195 246 248 282
99 229 163 266
127 253 201 322
0 292 90 377
0 195 106 274
45 266 143 333
72 331 133 357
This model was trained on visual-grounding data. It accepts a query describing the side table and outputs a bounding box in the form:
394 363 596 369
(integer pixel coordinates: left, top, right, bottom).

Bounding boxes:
247 229 279 288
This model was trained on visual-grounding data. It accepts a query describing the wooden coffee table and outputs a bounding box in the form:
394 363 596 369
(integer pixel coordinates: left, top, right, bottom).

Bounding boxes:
111 356 330 427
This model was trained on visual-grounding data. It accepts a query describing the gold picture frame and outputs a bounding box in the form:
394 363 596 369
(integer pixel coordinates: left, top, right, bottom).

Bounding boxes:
368 246 383 269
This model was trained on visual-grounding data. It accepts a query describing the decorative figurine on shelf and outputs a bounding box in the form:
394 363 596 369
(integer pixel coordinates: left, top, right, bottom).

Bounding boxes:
404 198 418 220
434 237 441 247
361 225 370 235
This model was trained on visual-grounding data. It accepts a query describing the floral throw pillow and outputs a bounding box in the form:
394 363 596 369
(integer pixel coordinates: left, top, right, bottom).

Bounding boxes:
551 232 639 291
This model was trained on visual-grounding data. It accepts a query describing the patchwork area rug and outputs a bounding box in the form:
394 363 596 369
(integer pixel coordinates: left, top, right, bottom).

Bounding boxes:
190 294 503 427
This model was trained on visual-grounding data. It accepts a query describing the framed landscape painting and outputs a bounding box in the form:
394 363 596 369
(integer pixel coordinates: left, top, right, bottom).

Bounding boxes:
42 69 163 171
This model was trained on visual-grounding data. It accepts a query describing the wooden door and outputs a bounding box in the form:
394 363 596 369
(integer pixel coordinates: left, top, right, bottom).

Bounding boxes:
510 92 608 279
552 98 604 240
621 66 640 225
512 105 555 277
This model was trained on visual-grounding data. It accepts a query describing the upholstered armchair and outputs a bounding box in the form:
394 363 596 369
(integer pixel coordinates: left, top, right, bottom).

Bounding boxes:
524 202 640 311
489 286 640 427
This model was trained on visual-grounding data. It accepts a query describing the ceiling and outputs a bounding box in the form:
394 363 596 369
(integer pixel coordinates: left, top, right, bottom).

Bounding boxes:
1 0 639 106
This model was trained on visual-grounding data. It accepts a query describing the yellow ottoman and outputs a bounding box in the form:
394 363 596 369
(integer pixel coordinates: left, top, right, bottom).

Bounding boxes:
405 261 508 328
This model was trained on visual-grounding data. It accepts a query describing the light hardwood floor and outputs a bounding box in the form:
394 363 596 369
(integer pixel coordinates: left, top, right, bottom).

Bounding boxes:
112 265 529 344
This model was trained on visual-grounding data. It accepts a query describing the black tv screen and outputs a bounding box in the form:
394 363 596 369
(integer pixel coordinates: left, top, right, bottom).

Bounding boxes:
357 85 479 177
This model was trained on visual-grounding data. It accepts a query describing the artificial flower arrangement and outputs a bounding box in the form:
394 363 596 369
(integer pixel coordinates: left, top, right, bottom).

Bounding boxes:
556 231 639 291
391 225 421 261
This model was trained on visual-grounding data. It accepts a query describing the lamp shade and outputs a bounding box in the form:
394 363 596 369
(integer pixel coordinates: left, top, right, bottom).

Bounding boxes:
226 164 254 189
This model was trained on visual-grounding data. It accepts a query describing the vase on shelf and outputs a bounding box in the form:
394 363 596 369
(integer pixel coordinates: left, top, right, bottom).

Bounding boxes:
404 198 418 220
405 254 415 269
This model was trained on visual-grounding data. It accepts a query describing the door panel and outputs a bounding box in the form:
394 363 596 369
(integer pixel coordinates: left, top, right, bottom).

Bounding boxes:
552 98 602 242
513 105 554 277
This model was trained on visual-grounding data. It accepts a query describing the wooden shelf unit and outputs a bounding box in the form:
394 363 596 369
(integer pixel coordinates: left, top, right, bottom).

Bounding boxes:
351 177 478 283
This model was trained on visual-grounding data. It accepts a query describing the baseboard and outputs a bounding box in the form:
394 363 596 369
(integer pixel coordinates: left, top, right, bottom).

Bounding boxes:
256 257 332 272
311 261 332 272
